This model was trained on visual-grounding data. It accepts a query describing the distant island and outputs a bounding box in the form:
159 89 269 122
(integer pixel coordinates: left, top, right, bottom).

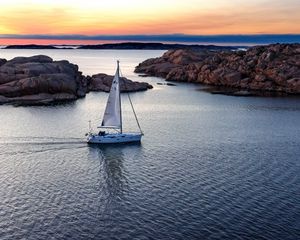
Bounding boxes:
77 42 238 50
5 44 59 49
3 42 239 51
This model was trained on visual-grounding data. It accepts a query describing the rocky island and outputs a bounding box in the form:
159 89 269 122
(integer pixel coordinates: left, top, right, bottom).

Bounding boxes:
135 43 300 96
0 55 152 106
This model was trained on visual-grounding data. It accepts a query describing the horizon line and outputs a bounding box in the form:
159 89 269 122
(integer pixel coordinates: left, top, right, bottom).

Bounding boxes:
0 34 300 44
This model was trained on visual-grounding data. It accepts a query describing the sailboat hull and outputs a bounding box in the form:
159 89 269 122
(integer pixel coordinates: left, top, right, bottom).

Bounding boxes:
87 133 142 144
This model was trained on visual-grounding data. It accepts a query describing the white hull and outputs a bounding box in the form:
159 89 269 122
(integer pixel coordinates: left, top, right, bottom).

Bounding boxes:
87 133 142 144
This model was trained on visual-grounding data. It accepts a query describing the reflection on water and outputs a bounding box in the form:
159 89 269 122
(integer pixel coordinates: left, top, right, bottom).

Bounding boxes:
88 143 142 202
89 145 128 202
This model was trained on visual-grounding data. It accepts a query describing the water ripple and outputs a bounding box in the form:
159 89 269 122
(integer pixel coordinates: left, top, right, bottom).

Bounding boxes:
0 50 299 239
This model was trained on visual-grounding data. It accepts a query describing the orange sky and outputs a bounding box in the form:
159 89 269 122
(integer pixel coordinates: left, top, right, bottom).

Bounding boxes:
0 0 299 36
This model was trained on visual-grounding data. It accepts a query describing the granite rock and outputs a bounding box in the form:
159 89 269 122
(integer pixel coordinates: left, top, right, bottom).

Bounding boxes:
135 43 300 95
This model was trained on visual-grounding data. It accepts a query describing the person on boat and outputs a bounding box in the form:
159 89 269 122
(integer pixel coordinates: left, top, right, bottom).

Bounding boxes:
98 131 106 136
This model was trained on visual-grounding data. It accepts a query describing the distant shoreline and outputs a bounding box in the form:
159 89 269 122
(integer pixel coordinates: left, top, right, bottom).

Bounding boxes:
1 42 242 50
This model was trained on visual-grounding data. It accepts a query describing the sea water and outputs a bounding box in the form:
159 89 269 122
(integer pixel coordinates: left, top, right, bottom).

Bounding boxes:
0 49 299 239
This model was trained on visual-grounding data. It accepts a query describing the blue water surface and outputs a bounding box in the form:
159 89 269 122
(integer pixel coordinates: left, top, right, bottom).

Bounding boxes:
0 49 299 240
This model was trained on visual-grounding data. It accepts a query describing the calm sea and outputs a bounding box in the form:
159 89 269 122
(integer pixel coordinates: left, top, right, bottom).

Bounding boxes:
0 49 299 240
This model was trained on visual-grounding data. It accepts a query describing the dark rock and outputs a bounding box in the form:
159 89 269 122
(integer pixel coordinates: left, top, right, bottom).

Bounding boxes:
156 82 176 86
0 58 7 67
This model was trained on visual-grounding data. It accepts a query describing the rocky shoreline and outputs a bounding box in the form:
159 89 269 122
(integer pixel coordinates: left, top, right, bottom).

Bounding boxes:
0 55 152 106
135 43 300 96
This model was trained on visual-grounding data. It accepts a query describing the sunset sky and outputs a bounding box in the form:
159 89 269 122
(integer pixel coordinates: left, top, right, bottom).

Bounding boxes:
0 0 299 44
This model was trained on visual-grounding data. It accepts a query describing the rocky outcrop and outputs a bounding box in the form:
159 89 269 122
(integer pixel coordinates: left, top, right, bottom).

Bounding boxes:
0 55 86 105
0 55 152 105
135 44 300 95
87 73 152 92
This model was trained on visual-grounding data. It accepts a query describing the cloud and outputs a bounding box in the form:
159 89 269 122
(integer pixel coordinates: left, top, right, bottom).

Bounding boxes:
0 0 299 35
0 6 74 34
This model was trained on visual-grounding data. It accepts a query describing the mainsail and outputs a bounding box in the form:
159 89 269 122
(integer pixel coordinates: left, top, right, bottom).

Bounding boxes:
100 61 122 130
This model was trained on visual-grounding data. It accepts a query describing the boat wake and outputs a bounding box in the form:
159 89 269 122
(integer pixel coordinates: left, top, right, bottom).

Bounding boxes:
0 136 85 144
0 137 87 157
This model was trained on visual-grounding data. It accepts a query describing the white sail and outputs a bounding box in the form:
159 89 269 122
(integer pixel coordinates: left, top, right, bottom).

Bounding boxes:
100 62 122 129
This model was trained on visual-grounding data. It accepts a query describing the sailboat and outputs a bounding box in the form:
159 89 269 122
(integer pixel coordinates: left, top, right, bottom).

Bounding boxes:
86 61 143 144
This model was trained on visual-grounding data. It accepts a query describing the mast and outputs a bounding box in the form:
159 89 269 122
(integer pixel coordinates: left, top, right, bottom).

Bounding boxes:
117 60 123 134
